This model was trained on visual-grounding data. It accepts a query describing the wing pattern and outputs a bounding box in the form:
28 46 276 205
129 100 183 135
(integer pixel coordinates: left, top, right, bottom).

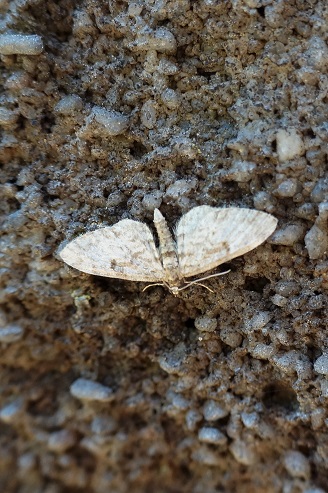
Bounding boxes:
59 219 165 282
176 206 278 278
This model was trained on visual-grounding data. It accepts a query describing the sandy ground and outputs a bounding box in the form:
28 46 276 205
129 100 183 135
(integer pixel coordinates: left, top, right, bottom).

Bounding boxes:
0 0 328 492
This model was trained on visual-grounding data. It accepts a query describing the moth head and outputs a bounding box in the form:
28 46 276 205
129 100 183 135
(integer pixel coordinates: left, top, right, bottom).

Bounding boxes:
168 285 180 296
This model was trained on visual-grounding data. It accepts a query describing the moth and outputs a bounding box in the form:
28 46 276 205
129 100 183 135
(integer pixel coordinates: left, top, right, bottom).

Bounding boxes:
59 206 278 295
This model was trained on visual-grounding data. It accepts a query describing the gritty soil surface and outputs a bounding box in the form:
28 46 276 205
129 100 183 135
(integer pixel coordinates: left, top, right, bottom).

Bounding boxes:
0 1 328 492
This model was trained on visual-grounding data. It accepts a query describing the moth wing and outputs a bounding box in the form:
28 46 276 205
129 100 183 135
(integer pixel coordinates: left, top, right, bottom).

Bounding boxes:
176 206 278 278
59 219 165 282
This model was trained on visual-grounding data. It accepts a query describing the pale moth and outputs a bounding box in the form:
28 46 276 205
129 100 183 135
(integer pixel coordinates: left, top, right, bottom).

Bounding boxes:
59 206 278 296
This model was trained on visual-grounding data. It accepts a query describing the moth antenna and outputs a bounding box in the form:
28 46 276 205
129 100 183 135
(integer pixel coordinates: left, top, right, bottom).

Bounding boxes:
184 269 231 286
142 282 165 292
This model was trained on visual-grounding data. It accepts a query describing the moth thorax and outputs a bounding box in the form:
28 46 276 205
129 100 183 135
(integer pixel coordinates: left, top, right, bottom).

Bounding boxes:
153 208 180 283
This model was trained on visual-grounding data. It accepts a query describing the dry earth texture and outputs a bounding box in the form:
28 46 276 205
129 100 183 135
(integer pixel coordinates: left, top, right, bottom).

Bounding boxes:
0 0 328 492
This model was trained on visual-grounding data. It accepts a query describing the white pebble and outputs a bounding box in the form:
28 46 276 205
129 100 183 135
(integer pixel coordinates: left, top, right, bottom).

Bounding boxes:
305 223 328 260
0 398 24 423
276 128 305 161
70 378 114 402
161 88 180 109
185 409 202 431
230 440 256 465
157 58 179 75
226 161 257 182
243 312 272 333
131 27 176 54
166 390 189 410
270 223 305 246
48 430 76 453
0 34 43 55
90 107 129 136
310 178 328 203
172 137 198 159
195 316 217 333
91 416 117 434
250 343 275 360
198 427 227 445
0 107 19 126
320 379 328 397
158 342 187 375
140 100 157 129
241 411 259 429
203 400 229 421
273 351 305 376
0 324 24 343
149 27 177 54
142 191 163 211
283 450 310 479
220 326 243 348
275 178 299 198
270 294 288 307
314 354 328 376
304 36 328 70
192 446 220 466
54 95 83 115
127 2 143 16
164 178 197 201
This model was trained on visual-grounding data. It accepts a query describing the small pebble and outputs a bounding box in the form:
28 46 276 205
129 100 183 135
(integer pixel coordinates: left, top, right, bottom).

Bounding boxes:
304 36 328 70
310 178 328 203
203 400 229 421
54 95 83 115
161 88 180 109
198 427 227 445
230 440 256 465
220 326 243 348
305 224 328 260
140 100 157 129
320 379 328 397
158 58 179 75
0 33 43 55
314 354 328 376
48 430 76 453
172 137 198 159
70 378 114 402
243 312 272 333
91 416 117 435
273 352 298 374
275 179 299 198
275 280 300 297
270 294 288 307
142 191 163 211
0 398 24 423
283 450 311 479
224 161 257 182
185 409 202 431
276 128 304 161
270 223 305 246
241 411 259 429
192 446 220 466
251 343 275 360
195 316 217 333
89 107 129 136
0 107 19 126
164 178 197 202
158 342 187 375
0 324 24 343
168 391 189 410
